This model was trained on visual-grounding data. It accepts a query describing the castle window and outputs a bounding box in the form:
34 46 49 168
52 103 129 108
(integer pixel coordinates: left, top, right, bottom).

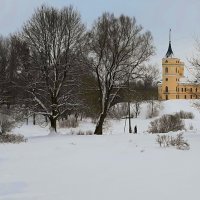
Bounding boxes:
185 88 186 92
185 95 187 99
182 88 183 92
165 86 168 93
166 95 168 100
196 88 197 92
191 95 193 99
190 88 192 92
176 68 177 73
165 60 168 63
178 88 179 92
165 67 168 73
166 78 168 81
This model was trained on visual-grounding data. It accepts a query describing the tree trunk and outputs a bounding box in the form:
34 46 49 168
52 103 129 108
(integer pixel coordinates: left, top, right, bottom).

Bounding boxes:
45 116 48 122
33 113 36 125
49 117 57 134
94 112 107 135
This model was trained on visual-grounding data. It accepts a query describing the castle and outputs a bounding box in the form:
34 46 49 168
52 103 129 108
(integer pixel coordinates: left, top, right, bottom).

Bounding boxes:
158 30 200 100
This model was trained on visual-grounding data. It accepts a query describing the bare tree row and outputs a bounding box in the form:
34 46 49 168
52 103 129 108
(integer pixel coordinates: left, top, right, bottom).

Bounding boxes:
0 5 156 134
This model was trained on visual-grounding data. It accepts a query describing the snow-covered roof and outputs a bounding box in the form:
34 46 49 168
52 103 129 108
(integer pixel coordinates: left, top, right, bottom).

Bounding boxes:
178 76 200 85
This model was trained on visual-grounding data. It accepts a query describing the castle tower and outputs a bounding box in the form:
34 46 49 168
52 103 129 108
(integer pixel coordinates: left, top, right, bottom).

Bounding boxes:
158 30 184 100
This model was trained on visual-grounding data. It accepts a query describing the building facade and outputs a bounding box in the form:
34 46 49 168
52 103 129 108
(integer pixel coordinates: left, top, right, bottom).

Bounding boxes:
158 32 200 100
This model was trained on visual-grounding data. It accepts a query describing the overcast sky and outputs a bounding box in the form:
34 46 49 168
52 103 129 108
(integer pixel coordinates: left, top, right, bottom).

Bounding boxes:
1 0 200 71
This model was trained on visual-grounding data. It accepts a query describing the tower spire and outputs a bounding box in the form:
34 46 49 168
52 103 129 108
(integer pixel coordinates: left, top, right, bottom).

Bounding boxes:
166 28 174 58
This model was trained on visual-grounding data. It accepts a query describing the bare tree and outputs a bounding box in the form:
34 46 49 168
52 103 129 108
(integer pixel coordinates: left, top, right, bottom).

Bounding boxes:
143 64 160 89
190 39 200 81
87 13 155 135
0 36 10 106
133 99 141 118
16 5 86 133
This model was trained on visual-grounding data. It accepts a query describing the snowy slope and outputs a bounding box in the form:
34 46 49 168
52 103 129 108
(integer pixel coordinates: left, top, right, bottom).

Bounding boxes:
1 100 200 200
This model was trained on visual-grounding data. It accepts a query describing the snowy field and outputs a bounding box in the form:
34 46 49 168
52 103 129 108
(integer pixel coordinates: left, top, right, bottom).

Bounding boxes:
1 100 200 200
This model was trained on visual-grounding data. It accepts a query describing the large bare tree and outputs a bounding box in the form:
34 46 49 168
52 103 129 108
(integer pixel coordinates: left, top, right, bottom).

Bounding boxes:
87 13 155 135
0 36 11 106
18 5 86 133
189 39 200 82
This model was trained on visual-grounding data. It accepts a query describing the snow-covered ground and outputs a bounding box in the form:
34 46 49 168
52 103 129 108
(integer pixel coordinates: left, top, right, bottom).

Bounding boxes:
1 100 200 200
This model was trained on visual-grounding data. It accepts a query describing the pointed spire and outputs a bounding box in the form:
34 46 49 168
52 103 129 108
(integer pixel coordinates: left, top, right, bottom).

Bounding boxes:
166 29 174 58
169 28 171 43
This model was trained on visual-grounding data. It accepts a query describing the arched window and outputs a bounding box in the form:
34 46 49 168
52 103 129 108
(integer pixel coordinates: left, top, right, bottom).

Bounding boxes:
165 67 168 73
166 95 168 100
165 86 168 93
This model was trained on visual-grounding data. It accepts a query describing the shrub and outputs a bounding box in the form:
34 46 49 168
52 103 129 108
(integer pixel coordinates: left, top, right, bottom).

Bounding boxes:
189 123 194 130
156 133 190 150
175 110 194 119
74 130 93 135
0 133 27 144
59 116 79 128
76 130 85 135
0 107 25 134
146 101 160 118
85 130 93 135
0 119 15 134
148 114 185 133
91 117 98 124
108 103 128 119
156 134 171 147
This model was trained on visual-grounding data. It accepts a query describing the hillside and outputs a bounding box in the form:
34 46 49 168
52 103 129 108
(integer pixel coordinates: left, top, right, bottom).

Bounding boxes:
1 100 200 200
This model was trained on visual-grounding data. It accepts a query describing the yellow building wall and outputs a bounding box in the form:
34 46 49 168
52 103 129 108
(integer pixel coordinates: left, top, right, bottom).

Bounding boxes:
158 57 200 100
176 84 200 99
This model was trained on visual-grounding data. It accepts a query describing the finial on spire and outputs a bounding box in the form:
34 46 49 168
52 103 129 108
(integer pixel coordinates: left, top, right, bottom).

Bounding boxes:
166 29 174 58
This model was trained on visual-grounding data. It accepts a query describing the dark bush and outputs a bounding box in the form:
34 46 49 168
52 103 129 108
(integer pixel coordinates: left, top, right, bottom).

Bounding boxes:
0 120 15 134
156 133 190 150
76 130 93 135
148 114 185 133
0 133 27 144
59 117 79 128
175 110 194 119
